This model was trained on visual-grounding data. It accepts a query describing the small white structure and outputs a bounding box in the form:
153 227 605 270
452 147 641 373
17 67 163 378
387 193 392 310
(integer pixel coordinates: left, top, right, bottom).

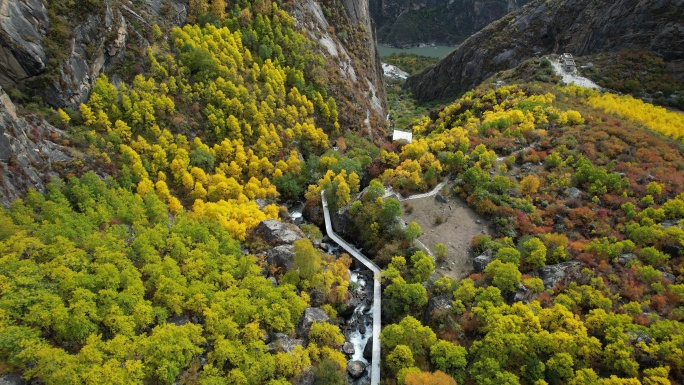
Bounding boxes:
559 53 576 73
392 129 413 143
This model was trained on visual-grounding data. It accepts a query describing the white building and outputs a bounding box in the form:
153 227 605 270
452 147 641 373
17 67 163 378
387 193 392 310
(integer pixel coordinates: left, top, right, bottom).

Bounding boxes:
392 129 413 143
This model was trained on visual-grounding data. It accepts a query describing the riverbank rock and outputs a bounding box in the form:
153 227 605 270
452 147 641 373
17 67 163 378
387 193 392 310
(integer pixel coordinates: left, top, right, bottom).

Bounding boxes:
363 338 373 360
252 219 305 246
297 307 330 339
342 342 355 355
347 360 366 378
267 333 304 353
473 249 493 272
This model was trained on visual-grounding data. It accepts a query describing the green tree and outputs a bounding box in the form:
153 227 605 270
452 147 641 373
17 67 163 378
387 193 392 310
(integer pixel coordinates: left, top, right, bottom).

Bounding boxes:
405 222 422 240
430 340 467 382
484 260 521 293
387 345 415 375
293 238 322 282
496 247 521 265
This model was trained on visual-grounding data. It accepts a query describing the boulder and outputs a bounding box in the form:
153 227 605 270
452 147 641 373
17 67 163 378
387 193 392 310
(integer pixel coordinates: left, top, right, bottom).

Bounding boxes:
427 295 452 315
264 245 296 271
267 333 304 353
513 283 533 303
617 253 638 266
293 368 315 385
565 187 582 199
166 314 189 326
534 261 582 290
629 331 653 345
297 307 330 339
0 374 26 385
435 194 448 203
363 337 373 360
663 244 684 258
347 360 366 378
342 342 355 355
252 219 305 246
339 292 362 317
473 249 493 272
657 267 676 283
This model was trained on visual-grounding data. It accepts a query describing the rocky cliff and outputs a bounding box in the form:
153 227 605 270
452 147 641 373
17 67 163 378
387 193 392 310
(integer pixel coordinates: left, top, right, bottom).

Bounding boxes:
0 85 82 206
370 0 529 47
0 0 187 108
406 0 684 101
290 0 387 139
0 0 387 205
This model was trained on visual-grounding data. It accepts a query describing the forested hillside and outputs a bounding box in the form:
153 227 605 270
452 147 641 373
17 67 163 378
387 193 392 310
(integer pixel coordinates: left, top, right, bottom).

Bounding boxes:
0 0 683 384
369 71 684 383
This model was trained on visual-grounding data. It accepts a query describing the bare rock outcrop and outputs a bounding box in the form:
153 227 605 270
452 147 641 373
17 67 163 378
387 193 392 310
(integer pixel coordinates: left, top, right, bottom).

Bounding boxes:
0 0 186 108
0 85 79 206
0 0 48 87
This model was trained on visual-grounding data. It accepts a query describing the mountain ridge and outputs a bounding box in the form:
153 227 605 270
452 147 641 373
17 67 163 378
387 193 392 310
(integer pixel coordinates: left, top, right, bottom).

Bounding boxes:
406 0 684 102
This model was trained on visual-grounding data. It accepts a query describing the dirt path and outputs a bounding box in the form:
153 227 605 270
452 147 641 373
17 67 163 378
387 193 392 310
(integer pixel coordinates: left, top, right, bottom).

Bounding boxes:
401 188 491 280
549 57 601 89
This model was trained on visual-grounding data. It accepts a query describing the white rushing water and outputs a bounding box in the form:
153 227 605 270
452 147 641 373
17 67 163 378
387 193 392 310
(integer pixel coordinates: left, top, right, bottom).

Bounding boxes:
348 270 372 366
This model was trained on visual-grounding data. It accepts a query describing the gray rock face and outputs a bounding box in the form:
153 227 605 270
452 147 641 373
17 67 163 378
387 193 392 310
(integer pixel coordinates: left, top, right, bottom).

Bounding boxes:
371 0 529 47
253 219 306 246
267 333 304 353
473 249 493 272
290 0 387 135
534 261 583 290
347 360 366 378
0 0 48 88
0 374 26 385
0 86 76 207
0 0 187 108
407 0 684 101
297 307 330 339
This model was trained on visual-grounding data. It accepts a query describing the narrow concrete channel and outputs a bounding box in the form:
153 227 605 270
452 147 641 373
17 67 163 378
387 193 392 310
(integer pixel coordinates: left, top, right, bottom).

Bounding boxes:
321 192 382 385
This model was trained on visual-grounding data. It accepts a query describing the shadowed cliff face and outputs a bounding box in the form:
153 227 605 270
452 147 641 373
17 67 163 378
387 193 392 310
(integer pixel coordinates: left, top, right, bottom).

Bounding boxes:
0 0 187 108
370 0 529 47
406 0 684 102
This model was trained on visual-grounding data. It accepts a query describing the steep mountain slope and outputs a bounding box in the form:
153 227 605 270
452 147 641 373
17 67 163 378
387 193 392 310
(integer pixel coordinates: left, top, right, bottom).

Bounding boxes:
0 0 386 205
370 0 529 47
406 0 684 101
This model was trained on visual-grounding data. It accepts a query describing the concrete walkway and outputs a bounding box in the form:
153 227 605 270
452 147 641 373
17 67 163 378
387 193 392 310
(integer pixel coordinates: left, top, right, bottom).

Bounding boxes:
383 178 448 202
321 192 381 385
